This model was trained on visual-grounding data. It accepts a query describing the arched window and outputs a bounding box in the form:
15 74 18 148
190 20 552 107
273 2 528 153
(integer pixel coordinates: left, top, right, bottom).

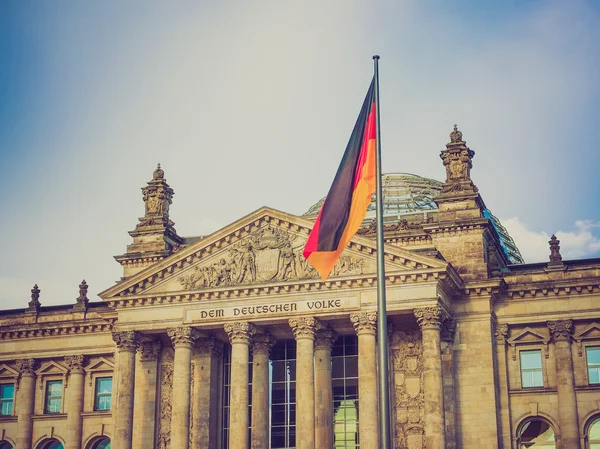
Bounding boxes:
89 437 110 449
39 439 64 449
518 419 556 448
0 441 13 449
589 418 600 449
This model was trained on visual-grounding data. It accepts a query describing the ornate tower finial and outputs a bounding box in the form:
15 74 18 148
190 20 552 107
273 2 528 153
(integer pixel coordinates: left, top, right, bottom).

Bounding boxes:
450 124 463 143
27 284 41 313
114 165 183 277
74 279 89 311
548 234 564 267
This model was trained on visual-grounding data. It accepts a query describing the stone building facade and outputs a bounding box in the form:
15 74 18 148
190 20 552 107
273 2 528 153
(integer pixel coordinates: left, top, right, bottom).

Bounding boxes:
0 128 599 449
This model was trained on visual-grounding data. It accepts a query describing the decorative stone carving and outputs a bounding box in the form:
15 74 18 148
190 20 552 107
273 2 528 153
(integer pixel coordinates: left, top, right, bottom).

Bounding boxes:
314 328 337 352
195 338 224 358
27 284 41 312
157 360 173 449
224 322 256 344
167 327 201 348
138 341 161 361
73 279 89 311
289 317 319 339
252 334 276 356
64 355 85 374
414 307 446 330
495 323 509 342
439 125 478 196
178 225 366 290
548 234 564 267
15 358 35 375
391 330 424 449
140 164 175 227
112 331 141 352
350 312 377 335
548 320 573 342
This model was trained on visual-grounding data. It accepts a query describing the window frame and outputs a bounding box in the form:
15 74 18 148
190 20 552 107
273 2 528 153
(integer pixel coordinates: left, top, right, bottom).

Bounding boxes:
93 377 113 412
519 349 544 389
44 379 64 414
587 346 600 385
0 383 15 417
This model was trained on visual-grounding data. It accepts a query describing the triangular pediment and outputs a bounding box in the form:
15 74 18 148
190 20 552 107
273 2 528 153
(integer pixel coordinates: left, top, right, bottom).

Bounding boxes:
507 327 549 346
35 361 67 376
100 207 449 299
0 364 18 379
574 323 600 341
84 358 114 373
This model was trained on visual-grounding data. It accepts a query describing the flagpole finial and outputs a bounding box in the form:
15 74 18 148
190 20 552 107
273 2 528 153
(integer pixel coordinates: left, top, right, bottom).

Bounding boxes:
373 55 380 60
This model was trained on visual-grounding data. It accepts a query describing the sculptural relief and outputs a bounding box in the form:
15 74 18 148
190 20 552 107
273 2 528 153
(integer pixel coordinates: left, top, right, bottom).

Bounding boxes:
391 330 425 449
178 225 365 290
157 347 174 449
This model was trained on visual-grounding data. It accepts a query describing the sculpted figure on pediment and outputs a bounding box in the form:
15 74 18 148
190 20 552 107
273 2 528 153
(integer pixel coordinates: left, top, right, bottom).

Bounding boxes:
178 225 366 290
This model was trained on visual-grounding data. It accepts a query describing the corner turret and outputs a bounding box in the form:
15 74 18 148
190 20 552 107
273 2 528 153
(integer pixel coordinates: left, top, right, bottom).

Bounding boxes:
115 164 184 278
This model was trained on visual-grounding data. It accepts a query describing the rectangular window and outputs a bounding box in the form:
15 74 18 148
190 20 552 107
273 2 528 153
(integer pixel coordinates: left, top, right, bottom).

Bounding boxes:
587 347 600 384
520 350 544 388
45 380 63 414
332 335 359 448
0 383 14 416
94 377 113 411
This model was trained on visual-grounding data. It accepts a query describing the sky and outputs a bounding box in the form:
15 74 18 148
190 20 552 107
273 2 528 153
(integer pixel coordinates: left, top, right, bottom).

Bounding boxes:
1 0 600 308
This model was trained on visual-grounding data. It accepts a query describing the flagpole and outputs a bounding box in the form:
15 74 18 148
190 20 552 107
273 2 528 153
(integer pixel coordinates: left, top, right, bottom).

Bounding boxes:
373 55 391 449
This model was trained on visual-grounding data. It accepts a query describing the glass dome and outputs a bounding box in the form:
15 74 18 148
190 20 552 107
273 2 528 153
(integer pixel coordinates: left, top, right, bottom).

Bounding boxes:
303 172 524 264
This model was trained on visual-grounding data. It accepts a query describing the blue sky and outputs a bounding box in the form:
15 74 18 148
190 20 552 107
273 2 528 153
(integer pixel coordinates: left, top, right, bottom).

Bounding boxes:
1 0 600 307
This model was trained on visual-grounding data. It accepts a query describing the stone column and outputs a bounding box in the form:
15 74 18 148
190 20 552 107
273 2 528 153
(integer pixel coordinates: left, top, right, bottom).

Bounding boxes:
314 328 336 449
225 322 256 449
289 317 318 449
350 312 379 449
15 358 36 449
64 355 85 449
193 338 223 449
440 320 457 449
548 320 580 449
494 323 513 449
251 334 275 449
168 327 200 449
112 331 141 449
415 307 446 449
133 341 161 449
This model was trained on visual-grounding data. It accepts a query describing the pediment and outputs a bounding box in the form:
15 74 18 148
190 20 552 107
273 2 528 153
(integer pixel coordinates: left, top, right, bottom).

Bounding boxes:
101 207 449 299
84 358 114 373
507 327 549 346
0 364 18 378
35 361 67 376
574 323 600 341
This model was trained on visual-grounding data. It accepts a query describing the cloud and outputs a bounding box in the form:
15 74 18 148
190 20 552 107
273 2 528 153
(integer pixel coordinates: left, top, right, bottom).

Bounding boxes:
501 217 600 263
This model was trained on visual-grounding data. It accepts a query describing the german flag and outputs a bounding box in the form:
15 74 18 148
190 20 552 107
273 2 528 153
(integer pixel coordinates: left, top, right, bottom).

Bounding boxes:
304 79 377 281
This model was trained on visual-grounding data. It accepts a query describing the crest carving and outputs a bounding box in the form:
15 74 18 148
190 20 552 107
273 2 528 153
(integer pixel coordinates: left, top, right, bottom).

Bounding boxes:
178 225 365 290
392 330 425 449
157 348 174 449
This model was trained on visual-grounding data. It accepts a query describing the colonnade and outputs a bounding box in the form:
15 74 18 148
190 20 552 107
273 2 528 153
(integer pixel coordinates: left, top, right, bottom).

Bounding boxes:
108 306 447 449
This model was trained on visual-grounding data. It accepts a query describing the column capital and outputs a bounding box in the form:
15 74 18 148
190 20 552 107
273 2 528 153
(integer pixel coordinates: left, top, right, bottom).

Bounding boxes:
548 319 573 342
289 317 320 340
113 331 141 352
315 328 337 352
137 340 162 361
195 338 224 358
414 306 446 330
64 355 85 374
168 327 201 348
225 322 256 344
15 358 35 376
350 312 377 335
252 334 276 356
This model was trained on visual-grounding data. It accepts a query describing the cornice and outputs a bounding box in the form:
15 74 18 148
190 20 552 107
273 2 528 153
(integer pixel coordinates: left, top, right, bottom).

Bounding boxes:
0 319 115 341
463 279 507 296
105 267 458 310
423 218 489 236
506 279 600 300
